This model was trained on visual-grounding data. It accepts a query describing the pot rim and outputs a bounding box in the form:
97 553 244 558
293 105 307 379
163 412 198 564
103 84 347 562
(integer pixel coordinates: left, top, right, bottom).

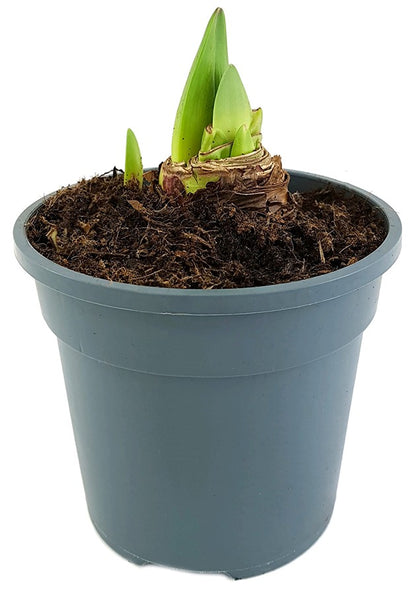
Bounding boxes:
14 169 401 315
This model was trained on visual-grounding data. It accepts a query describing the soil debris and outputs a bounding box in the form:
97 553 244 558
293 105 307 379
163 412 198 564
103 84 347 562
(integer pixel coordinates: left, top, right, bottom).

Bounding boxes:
26 170 387 289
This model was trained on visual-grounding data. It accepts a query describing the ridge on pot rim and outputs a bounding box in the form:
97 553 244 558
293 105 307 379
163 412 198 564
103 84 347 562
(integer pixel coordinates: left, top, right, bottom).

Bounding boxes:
14 170 401 314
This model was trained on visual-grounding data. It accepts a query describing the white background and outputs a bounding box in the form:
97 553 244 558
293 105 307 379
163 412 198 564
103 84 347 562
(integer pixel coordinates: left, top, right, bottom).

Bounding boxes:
1 0 415 593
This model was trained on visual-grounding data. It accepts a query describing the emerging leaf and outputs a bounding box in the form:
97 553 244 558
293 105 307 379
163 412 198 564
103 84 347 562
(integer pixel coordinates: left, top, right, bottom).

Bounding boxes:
250 108 263 136
250 108 263 148
124 128 143 187
200 125 227 153
230 124 255 157
212 65 253 145
171 8 228 163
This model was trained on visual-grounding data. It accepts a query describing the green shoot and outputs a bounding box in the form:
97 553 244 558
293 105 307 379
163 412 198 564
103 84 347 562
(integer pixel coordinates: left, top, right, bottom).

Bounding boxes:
212 65 252 144
171 8 228 163
124 128 143 187
198 65 259 162
250 107 263 136
230 124 255 157
200 125 227 153
250 107 263 148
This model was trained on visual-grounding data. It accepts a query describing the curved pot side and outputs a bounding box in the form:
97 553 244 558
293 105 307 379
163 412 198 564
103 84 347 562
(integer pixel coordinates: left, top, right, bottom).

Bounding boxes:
13 171 402 578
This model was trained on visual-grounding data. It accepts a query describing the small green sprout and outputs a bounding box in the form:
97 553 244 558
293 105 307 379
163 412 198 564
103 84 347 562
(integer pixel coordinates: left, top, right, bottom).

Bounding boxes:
198 64 261 162
250 107 263 137
230 124 255 157
124 128 143 187
212 65 252 144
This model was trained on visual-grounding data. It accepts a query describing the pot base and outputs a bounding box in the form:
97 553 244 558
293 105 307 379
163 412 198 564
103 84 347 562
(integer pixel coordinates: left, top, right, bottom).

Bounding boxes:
91 509 333 579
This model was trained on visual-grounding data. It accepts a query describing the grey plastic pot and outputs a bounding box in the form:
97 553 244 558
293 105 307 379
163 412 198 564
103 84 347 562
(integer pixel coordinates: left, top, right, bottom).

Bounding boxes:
14 170 401 579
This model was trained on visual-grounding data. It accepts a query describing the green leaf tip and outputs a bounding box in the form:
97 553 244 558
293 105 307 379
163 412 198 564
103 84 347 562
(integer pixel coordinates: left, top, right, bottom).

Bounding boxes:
171 7 228 163
250 108 263 136
124 128 143 187
230 124 255 157
212 65 253 144
198 66 261 161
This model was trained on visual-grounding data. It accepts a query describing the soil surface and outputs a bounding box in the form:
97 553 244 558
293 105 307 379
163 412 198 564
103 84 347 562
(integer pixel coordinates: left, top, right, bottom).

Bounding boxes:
26 168 387 289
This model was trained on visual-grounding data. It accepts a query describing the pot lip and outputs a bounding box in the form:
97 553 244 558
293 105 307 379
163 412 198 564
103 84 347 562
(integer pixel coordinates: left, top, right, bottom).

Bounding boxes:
14 169 402 315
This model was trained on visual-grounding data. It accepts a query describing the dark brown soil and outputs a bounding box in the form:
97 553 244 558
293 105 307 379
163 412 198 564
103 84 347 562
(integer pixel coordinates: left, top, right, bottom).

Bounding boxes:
26 169 387 289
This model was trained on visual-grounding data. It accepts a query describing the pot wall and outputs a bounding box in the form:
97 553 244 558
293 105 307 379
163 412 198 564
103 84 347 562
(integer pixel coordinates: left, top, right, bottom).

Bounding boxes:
14 171 401 578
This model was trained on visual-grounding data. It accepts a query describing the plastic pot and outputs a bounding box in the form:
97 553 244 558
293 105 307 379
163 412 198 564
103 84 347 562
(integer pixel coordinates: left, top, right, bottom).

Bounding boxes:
14 170 401 579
